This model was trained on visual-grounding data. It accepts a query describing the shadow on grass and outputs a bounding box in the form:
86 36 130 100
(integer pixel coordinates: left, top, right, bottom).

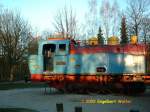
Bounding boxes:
0 108 39 112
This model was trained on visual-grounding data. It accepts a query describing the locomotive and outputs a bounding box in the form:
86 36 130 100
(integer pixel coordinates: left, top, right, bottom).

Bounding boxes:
28 37 149 94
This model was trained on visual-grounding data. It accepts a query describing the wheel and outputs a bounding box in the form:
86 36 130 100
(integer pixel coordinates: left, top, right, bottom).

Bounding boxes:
113 82 124 94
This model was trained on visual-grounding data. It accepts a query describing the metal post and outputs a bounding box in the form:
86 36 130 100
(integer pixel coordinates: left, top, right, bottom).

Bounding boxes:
44 83 47 94
75 106 82 112
56 103 63 112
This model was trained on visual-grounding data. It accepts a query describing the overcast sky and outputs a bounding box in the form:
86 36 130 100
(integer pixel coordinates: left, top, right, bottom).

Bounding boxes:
0 0 127 35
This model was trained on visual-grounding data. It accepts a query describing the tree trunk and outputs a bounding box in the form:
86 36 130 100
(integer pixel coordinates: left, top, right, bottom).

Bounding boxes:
9 65 15 81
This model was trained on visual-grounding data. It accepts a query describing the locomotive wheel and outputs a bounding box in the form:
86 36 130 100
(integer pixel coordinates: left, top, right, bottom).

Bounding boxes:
98 86 112 94
65 83 85 94
113 82 124 94
123 82 146 95
65 84 74 93
89 84 112 94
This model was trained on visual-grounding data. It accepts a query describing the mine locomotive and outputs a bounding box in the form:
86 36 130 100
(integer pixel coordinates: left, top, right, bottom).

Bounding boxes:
28 37 150 94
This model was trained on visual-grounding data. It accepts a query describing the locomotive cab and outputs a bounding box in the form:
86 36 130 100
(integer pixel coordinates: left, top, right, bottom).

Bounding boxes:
28 38 70 78
39 38 70 74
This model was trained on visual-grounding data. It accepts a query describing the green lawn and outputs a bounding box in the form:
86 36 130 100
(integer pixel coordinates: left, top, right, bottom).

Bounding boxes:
0 108 39 112
0 82 46 90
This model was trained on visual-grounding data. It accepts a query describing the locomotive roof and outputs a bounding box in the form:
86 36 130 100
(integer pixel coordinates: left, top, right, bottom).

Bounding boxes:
38 38 147 55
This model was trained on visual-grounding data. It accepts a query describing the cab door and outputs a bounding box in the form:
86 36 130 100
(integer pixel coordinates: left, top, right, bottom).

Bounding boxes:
54 42 69 74
43 44 56 72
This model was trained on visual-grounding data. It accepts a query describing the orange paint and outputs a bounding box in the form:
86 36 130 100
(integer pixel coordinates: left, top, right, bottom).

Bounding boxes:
65 75 76 81
31 74 43 81
48 38 66 40
70 49 76 54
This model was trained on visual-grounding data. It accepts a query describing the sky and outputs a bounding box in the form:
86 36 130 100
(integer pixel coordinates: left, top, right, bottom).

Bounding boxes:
0 0 127 35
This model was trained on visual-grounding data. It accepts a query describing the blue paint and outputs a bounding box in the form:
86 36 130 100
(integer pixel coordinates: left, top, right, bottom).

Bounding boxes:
28 55 43 74
67 53 108 74
53 55 68 74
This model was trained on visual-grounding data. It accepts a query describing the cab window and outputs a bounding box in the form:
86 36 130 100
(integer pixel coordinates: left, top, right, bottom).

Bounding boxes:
43 44 56 56
59 44 66 52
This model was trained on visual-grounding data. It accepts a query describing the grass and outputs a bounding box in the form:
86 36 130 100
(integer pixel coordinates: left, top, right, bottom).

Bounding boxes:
0 108 39 112
0 82 46 90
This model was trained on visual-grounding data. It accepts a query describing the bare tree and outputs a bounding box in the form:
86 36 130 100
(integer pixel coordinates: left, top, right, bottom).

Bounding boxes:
28 36 40 55
126 0 150 41
100 0 120 41
0 9 32 81
53 6 77 39
78 0 99 40
42 30 53 39
141 18 150 43
111 0 120 36
100 0 111 39
85 0 99 38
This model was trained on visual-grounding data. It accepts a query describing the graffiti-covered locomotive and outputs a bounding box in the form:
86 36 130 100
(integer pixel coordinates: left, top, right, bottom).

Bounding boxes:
29 37 148 94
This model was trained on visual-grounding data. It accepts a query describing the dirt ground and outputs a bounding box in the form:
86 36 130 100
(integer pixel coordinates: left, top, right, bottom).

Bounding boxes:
0 87 150 112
